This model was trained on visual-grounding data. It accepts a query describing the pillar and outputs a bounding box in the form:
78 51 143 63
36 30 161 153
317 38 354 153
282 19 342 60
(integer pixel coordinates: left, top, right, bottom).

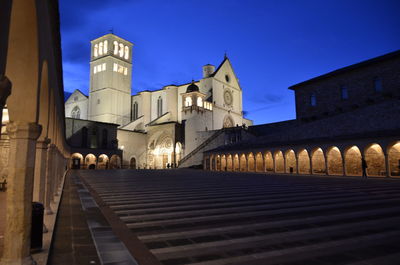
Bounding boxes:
1 121 41 265
44 144 55 214
33 138 50 203
295 155 299 174
283 155 287 174
342 158 347 176
273 155 276 173
324 154 329 175
309 154 313 175
385 153 391 178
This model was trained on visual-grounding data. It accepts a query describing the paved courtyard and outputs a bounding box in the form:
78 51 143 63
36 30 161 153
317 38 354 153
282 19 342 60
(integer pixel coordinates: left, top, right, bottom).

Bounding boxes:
59 169 400 265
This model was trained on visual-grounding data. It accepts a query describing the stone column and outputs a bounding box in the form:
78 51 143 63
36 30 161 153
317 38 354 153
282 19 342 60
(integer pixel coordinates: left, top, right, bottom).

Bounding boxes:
0 76 12 133
1 121 41 265
283 156 287 174
44 144 55 214
273 156 276 173
295 155 300 174
342 158 347 176
385 153 391 178
309 154 313 175
324 154 329 175
33 138 50 203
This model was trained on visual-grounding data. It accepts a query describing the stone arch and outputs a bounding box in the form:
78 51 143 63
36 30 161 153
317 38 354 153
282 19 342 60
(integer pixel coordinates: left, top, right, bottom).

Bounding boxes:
175 142 183 165
98 154 109 169
71 153 83 169
247 152 255 172
233 154 240 171
311 148 326 174
221 154 227 171
130 157 137 169
364 143 385 177
285 149 297 174
85 154 96 169
344 146 362 176
274 150 284 173
216 155 221 171
326 146 343 175
388 142 400 177
239 154 247 172
223 115 234 128
110 155 121 169
226 154 233 171
255 152 263 172
297 149 310 174
264 151 274 172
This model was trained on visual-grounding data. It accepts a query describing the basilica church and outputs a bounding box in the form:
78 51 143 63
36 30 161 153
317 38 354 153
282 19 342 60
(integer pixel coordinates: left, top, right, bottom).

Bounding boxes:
65 33 252 169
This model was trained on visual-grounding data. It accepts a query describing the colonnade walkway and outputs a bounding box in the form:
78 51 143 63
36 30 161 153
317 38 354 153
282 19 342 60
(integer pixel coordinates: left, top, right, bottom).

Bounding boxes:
56 169 400 265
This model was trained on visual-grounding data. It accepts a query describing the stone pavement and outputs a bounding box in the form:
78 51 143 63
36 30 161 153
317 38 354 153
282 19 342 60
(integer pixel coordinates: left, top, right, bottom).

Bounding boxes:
76 169 400 265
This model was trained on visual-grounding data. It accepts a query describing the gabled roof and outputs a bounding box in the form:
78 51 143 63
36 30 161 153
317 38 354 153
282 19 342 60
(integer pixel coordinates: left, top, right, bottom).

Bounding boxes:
66 89 88 101
209 55 242 90
289 49 400 90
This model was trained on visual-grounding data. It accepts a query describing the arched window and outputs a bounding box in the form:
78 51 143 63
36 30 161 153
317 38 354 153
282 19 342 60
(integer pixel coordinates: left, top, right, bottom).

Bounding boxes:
94 44 98 57
99 42 103 55
185 96 192 107
81 127 88 148
113 41 118 55
103 40 108 53
124 46 129 60
71 106 80 119
310 93 317 106
197 97 203 107
157 96 163 117
102 129 108 148
119 43 124 57
132 101 138 121
374 77 382 92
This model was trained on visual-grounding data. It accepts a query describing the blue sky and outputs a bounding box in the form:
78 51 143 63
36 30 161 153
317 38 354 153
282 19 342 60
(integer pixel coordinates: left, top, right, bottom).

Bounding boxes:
60 0 400 125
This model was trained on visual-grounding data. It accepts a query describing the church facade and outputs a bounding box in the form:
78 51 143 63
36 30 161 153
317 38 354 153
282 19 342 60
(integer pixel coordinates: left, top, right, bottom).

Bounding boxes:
65 34 252 169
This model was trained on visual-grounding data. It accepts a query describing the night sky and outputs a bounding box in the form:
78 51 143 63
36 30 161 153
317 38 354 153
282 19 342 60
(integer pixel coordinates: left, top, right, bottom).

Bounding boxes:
60 0 400 125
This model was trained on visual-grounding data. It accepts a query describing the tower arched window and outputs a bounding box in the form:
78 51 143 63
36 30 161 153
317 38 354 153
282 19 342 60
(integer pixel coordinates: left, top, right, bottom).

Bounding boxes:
132 101 138 121
103 40 108 53
71 106 80 119
119 43 124 58
124 46 129 60
310 93 317 107
157 96 163 117
99 42 103 55
94 44 98 57
113 41 118 55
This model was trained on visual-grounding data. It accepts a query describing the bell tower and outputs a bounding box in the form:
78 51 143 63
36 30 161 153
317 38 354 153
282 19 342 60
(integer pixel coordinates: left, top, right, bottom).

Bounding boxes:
88 34 133 126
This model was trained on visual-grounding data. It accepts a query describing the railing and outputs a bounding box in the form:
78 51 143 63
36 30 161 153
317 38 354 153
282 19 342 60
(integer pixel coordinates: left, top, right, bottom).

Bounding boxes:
179 129 225 166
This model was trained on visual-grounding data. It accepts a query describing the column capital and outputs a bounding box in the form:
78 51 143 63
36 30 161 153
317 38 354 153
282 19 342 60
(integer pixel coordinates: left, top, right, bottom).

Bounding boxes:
36 137 51 149
6 121 42 140
0 75 12 106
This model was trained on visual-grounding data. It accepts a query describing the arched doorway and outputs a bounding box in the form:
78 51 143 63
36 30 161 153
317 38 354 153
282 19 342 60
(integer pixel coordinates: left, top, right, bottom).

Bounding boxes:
297 149 310 174
388 142 400 177
223 115 234 128
344 146 362 176
226 154 233 171
110 155 121 169
274 151 284 173
233 154 239 171
285 150 296 174
326 147 343 175
311 148 326 174
175 142 183 166
247 153 255 172
130 157 137 169
364 144 385 177
85 154 96 169
264 151 273 172
221 155 227 171
71 153 83 169
255 152 263 172
97 154 109 169
239 154 247 172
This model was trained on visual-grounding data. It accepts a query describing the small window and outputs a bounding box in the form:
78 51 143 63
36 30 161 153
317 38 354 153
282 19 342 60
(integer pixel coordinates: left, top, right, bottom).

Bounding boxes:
124 46 129 60
97 99 100 104
185 96 192 107
94 44 98 57
225 74 230 83
374 77 382 92
310 93 317 107
103 40 108 53
124 67 128 76
197 97 203 107
74 96 78 102
113 41 118 55
102 63 106 71
113 63 118 72
340 86 348 100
